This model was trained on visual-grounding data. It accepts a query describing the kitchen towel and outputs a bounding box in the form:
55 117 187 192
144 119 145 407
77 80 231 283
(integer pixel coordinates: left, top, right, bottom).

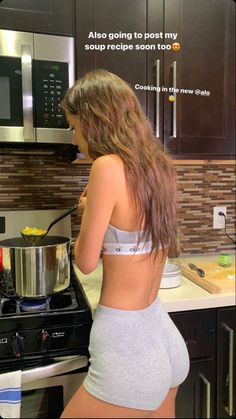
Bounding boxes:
0 370 21 418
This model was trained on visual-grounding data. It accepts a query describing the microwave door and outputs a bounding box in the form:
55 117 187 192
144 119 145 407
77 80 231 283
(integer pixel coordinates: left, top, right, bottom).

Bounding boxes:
0 30 35 142
0 56 23 141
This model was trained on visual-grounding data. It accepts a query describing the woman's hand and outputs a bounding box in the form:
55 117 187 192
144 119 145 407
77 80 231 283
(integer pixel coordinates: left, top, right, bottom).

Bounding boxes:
78 185 88 211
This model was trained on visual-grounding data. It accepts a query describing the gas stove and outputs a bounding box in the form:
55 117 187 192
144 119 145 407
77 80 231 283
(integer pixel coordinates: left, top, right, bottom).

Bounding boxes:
0 267 93 373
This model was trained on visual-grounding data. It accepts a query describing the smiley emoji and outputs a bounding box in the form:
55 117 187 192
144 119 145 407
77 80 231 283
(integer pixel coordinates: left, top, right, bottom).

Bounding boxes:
172 42 181 51
168 95 175 102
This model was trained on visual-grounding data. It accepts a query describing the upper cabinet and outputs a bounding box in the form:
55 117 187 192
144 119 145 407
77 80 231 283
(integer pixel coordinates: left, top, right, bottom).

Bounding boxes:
0 0 75 36
163 0 235 158
75 0 235 159
75 0 151 113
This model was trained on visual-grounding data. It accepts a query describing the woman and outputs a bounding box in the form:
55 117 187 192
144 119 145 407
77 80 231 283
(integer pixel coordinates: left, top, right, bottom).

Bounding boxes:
60 70 189 418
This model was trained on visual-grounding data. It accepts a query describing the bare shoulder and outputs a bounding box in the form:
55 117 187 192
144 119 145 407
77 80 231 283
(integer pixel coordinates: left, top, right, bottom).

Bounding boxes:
90 154 124 182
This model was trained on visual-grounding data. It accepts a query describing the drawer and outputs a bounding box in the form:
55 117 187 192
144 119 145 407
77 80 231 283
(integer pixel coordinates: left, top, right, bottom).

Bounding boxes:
170 309 216 359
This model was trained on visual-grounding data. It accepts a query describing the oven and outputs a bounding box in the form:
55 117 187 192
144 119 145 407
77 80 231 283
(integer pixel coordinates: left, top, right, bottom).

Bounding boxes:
21 355 88 418
0 210 93 419
0 274 92 419
0 29 74 144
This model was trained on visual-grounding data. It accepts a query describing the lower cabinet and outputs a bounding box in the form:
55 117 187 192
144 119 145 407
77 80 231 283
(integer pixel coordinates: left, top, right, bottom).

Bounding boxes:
176 359 215 418
170 306 235 419
217 307 236 418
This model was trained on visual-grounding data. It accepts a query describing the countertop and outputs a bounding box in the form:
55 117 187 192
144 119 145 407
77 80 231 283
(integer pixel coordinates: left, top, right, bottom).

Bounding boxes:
74 253 235 316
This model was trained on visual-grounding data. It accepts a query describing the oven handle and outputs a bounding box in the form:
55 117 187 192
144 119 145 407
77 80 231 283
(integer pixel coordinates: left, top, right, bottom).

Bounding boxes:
21 355 88 384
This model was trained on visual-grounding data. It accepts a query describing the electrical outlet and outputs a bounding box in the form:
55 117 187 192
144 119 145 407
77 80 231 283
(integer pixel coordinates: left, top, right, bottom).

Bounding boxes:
213 206 227 229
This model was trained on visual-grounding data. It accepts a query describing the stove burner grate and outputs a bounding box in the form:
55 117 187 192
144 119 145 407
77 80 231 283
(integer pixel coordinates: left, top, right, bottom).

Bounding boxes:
0 272 88 317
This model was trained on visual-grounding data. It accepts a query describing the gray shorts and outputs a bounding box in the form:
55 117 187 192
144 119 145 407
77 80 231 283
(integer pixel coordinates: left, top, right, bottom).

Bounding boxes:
83 296 190 410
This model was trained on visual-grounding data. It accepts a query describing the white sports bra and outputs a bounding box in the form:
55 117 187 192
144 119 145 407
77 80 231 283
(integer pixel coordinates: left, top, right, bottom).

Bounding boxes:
102 223 153 255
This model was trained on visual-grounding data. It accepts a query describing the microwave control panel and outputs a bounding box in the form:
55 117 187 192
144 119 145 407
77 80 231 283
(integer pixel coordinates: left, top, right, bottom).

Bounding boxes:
33 60 69 128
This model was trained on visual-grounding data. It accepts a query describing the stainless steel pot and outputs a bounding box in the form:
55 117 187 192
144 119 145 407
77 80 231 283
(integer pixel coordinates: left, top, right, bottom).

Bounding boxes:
0 236 71 298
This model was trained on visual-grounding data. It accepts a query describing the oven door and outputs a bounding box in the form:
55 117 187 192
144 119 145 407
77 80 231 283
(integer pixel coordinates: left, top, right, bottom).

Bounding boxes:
21 355 88 419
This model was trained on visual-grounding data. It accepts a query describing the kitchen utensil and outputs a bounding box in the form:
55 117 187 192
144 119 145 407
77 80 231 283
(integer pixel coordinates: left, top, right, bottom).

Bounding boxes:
188 263 205 277
0 236 71 298
21 203 78 246
181 260 235 293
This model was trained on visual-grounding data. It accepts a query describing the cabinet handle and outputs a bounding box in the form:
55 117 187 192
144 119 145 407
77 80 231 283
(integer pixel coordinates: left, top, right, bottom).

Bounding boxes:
155 59 160 138
171 61 177 138
223 323 234 417
21 44 34 141
199 373 211 418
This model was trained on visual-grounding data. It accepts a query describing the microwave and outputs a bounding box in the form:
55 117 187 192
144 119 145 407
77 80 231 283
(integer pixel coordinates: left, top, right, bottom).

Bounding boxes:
0 30 74 144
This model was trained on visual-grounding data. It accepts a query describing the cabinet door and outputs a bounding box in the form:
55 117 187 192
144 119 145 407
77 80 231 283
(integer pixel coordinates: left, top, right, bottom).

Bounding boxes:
170 309 216 359
217 307 236 418
170 310 216 418
164 0 235 158
146 0 164 140
176 359 216 418
75 0 165 114
0 0 75 35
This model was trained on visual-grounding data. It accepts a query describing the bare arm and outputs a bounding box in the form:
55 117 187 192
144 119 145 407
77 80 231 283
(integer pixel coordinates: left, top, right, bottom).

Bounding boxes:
74 156 119 273
78 185 88 212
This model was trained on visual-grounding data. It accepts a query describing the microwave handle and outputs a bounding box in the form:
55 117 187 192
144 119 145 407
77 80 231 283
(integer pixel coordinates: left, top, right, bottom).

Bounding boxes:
21 355 88 384
21 44 34 141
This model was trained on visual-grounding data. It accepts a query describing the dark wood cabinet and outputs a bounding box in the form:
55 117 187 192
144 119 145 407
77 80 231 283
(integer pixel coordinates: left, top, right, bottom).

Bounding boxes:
176 359 216 419
75 0 165 125
170 306 236 418
75 0 235 158
170 309 216 418
75 0 150 112
0 0 75 35
1 0 233 155
217 307 236 418
163 0 235 158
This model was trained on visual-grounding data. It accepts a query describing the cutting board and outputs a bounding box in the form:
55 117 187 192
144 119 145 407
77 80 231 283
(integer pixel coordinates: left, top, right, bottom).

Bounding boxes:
181 261 235 294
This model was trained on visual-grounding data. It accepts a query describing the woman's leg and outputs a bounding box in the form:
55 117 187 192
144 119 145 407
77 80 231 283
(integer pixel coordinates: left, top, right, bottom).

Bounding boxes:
148 386 179 419
61 385 153 419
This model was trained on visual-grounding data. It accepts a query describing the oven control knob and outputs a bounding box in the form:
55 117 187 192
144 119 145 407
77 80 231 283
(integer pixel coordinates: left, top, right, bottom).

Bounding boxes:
9 333 25 357
40 330 50 350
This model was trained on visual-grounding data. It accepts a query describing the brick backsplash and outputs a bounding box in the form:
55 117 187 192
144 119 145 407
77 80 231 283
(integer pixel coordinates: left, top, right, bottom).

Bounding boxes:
0 149 235 254
176 163 235 254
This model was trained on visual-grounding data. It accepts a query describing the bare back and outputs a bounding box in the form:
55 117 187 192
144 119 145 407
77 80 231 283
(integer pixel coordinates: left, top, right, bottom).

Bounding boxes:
100 155 167 310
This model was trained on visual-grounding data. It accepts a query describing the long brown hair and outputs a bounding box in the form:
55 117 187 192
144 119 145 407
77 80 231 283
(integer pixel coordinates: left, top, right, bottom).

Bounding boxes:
61 70 177 255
